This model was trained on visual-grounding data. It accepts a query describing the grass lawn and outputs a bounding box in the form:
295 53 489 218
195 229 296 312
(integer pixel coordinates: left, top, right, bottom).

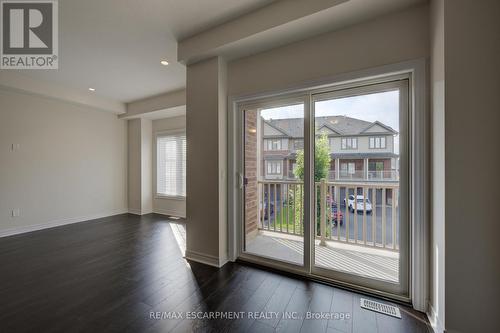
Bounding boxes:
266 204 335 238
267 206 302 234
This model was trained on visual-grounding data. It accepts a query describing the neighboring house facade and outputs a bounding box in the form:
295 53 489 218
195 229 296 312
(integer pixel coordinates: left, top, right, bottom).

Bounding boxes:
261 116 399 181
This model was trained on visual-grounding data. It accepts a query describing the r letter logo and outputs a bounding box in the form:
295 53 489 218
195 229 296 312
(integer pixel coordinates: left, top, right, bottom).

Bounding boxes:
1 0 58 69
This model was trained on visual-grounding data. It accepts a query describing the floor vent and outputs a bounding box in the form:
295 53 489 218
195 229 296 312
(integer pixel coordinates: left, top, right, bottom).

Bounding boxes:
360 298 401 318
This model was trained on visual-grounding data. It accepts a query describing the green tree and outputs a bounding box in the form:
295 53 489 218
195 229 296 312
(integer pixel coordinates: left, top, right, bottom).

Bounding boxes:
294 133 331 182
291 133 332 235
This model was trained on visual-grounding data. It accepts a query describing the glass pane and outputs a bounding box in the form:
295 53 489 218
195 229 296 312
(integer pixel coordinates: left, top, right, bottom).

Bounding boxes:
313 89 401 284
243 102 304 265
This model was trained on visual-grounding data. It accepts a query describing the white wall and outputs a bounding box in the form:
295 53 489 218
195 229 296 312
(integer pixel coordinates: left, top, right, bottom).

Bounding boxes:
128 118 153 215
128 119 142 213
152 116 186 217
186 57 228 266
443 1 500 332
227 4 429 96
429 1 500 332
141 119 153 214
429 0 445 331
0 89 127 236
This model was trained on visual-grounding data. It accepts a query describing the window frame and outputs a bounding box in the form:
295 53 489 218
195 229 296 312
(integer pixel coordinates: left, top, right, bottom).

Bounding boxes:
311 79 410 299
294 139 304 150
265 160 283 177
341 137 358 150
155 129 187 200
348 162 356 174
265 138 282 151
369 136 387 149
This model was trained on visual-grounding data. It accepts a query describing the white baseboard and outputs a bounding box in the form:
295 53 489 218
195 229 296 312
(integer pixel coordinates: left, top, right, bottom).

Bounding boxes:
153 207 186 219
128 208 142 215
427 302 445 333
128 208 154 215
185 249 226 268
0 209 128 238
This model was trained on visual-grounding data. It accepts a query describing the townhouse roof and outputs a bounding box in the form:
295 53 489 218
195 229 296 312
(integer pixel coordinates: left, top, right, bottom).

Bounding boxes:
263 152 398 160
263 116 397 138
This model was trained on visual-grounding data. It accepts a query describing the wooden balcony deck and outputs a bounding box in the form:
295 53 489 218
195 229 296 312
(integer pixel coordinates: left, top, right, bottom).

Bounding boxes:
246 230 399 283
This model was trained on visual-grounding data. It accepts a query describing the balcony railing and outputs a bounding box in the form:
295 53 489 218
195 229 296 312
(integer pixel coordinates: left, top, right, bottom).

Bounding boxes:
258 180 304 236
327 170 399 181
368 170 399 180
328 170 365 180
257 179 399 251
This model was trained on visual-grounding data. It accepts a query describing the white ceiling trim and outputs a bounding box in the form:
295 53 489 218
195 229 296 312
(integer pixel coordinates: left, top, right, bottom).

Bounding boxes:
122 105 186 120
178 0 426 65
178 0 348 64
121 89 186 119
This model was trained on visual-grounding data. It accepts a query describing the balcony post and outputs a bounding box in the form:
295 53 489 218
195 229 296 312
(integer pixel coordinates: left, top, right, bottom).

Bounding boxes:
320 178 327 246
335 158 340 180
364 158 369 180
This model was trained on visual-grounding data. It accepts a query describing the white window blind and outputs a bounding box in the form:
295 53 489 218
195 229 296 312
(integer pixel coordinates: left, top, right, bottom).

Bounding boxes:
157 133 186 197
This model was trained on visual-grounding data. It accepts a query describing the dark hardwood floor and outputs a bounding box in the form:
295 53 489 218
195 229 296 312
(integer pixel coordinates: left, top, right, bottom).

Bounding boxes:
0 214 431 332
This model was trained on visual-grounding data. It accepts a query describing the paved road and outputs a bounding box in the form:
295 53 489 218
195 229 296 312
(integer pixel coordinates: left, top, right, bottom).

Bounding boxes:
328 205 400 246
263 204 400 247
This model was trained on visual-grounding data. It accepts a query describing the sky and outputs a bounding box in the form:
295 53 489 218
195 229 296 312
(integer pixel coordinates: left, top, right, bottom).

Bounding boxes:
260 90 400 152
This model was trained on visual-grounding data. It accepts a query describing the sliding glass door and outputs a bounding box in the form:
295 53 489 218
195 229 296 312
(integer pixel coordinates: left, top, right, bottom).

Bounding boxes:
236 77 410 300
240 97 310 268
311 80 409 298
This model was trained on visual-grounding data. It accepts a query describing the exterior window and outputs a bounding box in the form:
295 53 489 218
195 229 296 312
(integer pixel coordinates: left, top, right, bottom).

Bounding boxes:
348 162 355 174
341 137 358 149
340 162 356 175
369 136 387 149
294 139 304 150
266 139 282 150
340 163 347 174
369 161 385 171
266 161 282 176
156 132 186 197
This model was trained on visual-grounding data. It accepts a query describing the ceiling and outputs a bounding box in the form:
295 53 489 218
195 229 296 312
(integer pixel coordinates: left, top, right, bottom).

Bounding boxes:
3 0 427 106
13 0 275 103
178 0 427 64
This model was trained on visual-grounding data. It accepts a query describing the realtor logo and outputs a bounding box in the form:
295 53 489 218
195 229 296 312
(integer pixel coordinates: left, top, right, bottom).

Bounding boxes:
1 0 58 69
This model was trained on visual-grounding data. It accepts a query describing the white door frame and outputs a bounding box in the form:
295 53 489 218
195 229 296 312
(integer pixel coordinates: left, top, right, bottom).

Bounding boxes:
309 78 410 299
227 59 428 311
233 94 312 275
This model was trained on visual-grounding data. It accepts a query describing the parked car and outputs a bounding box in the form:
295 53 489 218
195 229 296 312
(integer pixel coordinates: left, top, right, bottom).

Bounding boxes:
344 195 372 213
343 195 354 208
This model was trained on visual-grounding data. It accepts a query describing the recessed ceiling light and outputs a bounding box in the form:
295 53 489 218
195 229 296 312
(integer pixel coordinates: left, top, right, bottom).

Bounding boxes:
160 60 169 66
88 87 95 92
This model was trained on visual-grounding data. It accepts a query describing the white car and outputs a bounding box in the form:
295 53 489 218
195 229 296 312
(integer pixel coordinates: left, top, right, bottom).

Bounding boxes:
344 195 372 213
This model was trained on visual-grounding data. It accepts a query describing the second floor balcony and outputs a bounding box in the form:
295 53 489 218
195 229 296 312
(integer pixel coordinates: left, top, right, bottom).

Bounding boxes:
263 154 399 182
327 170 399 181
281 169 399 182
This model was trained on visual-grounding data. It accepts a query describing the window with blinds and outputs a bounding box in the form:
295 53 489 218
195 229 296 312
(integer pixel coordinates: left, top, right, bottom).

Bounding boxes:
156 132 186 197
